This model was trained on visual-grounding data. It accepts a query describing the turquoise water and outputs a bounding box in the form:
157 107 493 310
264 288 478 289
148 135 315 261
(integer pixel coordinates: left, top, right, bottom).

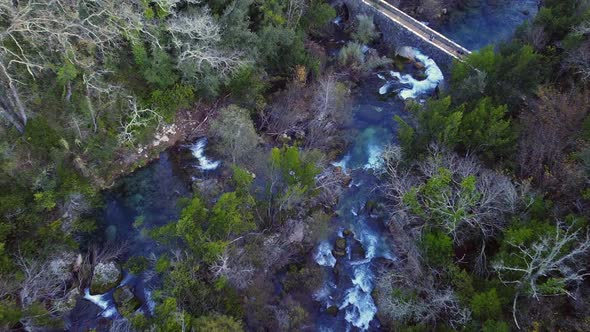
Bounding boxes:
438 0 539 50
71 1 540 329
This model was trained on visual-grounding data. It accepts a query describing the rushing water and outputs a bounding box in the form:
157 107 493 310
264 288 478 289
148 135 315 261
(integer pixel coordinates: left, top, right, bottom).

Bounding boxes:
311 46 441 330
68 141 219 331
71 1 539 329
438 0 539 50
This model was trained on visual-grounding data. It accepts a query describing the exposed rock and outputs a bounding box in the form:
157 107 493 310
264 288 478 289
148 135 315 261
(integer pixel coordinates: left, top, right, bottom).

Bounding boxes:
332 249 346 257
342 175 353 187
335 237 346 250
327 305 339 316
414 61 425 70
351 239 366 261
286 219 305 244
55 287 80 312
90 262 122 294
114 286 141 317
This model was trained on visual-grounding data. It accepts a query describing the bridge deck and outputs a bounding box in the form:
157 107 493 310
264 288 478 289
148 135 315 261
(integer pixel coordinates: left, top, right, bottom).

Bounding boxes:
364 0 471 61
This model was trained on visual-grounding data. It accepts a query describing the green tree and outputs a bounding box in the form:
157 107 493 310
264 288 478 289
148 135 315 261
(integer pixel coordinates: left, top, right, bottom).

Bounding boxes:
352 14 379 44
210 105 260 165
470 289 502 321
193 315 244 331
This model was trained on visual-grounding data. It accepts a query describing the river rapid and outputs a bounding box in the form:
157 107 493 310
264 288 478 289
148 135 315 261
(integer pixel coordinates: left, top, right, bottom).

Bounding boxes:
69 1 539 330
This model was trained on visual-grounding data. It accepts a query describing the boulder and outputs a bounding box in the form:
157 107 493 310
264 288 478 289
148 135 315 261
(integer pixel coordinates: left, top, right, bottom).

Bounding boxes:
350 239 366 261
327 305 339 316
342 175 353 187
332 249 346 257
335 237 346 250
364 200 378 215
343 229 353 237
414 61 425 70
90 262 122 294
113 286 141 317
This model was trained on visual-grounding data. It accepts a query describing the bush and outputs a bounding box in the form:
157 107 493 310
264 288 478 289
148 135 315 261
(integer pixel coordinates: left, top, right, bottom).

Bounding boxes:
352 14 379 44
470 289 502 320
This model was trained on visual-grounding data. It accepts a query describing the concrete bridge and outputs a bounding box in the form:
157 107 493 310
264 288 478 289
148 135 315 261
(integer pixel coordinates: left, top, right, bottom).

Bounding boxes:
337 0 472 66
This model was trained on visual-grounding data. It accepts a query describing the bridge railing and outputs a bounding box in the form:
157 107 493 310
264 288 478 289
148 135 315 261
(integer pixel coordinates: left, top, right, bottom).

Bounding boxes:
363 0 471 57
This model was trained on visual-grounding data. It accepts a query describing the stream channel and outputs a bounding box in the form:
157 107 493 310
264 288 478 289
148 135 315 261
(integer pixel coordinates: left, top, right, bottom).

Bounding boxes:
68 1 539 330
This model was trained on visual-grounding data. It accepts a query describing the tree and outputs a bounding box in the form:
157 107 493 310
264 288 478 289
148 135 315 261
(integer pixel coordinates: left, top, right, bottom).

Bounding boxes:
493 220 590 329
193 315 243 332
352 14 379 45
395 96 515 160
167 10 246 81
210 105 260 165
385 145 518 244
460 98 515 159
306 75 351 149
0 0 156 133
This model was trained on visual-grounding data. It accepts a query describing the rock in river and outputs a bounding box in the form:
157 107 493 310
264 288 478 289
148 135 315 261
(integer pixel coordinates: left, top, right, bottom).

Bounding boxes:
113 286 141 317
90 262 122 294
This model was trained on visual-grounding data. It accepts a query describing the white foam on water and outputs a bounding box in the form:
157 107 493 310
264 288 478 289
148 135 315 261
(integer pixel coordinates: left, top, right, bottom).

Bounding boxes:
379 48 444 99
351 264 374 293
363 143 384 170
144 288 156 314
314 281 336 303
314 241 337 268
83 288 118 318
332 154 351 172
339 285 378 331
189 137 221 171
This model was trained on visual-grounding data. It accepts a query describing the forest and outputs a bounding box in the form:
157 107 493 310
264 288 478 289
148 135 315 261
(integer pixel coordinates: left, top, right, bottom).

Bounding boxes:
0 0 590 331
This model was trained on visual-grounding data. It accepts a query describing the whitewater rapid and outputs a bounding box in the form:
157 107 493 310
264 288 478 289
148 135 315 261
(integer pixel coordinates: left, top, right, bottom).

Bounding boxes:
189 137 221 171
379 47 444 99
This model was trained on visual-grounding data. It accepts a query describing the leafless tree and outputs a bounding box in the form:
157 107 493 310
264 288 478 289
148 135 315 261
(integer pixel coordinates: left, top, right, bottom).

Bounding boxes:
493 221 590 329
119 97 163 146
305 75 351 149
376 269 471 329
518 87 589 193
564 40 590 82
210 247 255 290
0 0 156 132
168 10 246 79
286 0 306 28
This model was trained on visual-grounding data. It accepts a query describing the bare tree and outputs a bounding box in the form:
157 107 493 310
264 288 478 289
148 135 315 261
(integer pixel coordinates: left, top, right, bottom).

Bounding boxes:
119 97 163 146
493 221 590 329
210 246 255 290
286 0 306 28
564 40 590 82
305 75 351 149
518 87 589 192
0 0 158 132
376 269 471 329
168 10 246 79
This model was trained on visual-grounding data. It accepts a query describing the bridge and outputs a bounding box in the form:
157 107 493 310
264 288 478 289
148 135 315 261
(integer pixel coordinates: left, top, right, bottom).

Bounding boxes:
338 0 472 63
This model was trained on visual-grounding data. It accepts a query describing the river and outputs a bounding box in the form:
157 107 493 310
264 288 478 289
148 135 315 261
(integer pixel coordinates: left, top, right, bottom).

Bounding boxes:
68 0 539 330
